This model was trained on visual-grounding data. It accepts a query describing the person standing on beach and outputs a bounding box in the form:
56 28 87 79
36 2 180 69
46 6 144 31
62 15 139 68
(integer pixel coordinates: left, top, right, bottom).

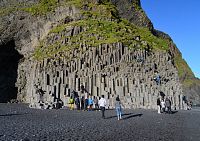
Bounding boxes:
69 96 74 110
93 96 99 110
75 96 80 110
80 96 85 110
157 98 161 114
88 95 93 111
115 95 123 120
161 99 165 113
84 92 88 111
165 98 172 114
98 95 106 119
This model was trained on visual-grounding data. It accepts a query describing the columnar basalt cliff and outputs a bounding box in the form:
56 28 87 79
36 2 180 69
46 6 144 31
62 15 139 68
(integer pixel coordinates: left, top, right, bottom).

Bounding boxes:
0 0 199 108
28 43 183 109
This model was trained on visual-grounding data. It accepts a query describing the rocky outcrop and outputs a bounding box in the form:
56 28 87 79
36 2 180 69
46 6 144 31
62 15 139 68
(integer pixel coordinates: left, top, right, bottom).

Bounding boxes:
0 0 199 108
111 0 153 30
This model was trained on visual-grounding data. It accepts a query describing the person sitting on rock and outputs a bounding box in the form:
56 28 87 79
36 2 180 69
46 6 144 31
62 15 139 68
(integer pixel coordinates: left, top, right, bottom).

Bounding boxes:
154 72 161 85
189 101 193 110
54 98 63 109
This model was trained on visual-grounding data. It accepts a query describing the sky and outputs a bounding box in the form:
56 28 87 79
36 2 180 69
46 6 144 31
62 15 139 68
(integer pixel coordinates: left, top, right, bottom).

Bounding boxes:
141 0 200 79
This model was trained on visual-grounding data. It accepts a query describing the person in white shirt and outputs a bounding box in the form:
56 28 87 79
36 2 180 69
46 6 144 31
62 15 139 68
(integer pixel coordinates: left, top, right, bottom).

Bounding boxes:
98 95 106 119
161 99 165 113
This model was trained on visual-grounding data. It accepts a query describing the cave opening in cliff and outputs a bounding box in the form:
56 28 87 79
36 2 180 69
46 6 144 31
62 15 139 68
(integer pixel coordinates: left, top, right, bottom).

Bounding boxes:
0 40 23 103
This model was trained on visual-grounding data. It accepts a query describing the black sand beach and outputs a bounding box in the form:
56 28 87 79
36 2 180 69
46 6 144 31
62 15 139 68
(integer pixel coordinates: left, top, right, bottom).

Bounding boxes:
0 104 200 141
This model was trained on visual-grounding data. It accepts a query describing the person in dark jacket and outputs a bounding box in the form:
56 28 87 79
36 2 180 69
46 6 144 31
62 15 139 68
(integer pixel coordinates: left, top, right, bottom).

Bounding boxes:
93 96 99 110
157 98 161 114
75 96 80 110
165 98 172 114
80 96 84 110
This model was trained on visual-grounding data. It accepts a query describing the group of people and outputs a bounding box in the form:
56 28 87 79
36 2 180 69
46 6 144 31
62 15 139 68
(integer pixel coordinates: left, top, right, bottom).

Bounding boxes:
187 101 193 110
157 97 172 114
69 94 123 120
68 94 99 111
183 100 193 110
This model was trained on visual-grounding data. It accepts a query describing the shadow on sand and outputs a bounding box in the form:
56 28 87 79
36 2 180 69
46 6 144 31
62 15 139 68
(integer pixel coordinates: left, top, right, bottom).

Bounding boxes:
106 113 143 120
162 110 178 114
122 113 143 120
0 113 27 117
170 110 178 114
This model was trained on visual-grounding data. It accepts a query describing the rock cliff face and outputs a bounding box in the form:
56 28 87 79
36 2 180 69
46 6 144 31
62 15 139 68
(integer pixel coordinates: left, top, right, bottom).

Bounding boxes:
0 0 199 108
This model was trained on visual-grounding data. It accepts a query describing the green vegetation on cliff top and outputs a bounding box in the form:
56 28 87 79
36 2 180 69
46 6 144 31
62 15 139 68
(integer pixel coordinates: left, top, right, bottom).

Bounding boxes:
34 18 169 60
32 0 169 60
23 0 59 15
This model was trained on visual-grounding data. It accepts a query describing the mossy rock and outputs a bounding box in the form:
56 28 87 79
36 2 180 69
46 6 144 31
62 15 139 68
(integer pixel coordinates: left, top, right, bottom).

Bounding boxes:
33 0 170 61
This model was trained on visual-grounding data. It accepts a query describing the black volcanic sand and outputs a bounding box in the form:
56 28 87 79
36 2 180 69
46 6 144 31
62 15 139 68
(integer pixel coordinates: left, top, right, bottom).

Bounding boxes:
0 104 200 141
